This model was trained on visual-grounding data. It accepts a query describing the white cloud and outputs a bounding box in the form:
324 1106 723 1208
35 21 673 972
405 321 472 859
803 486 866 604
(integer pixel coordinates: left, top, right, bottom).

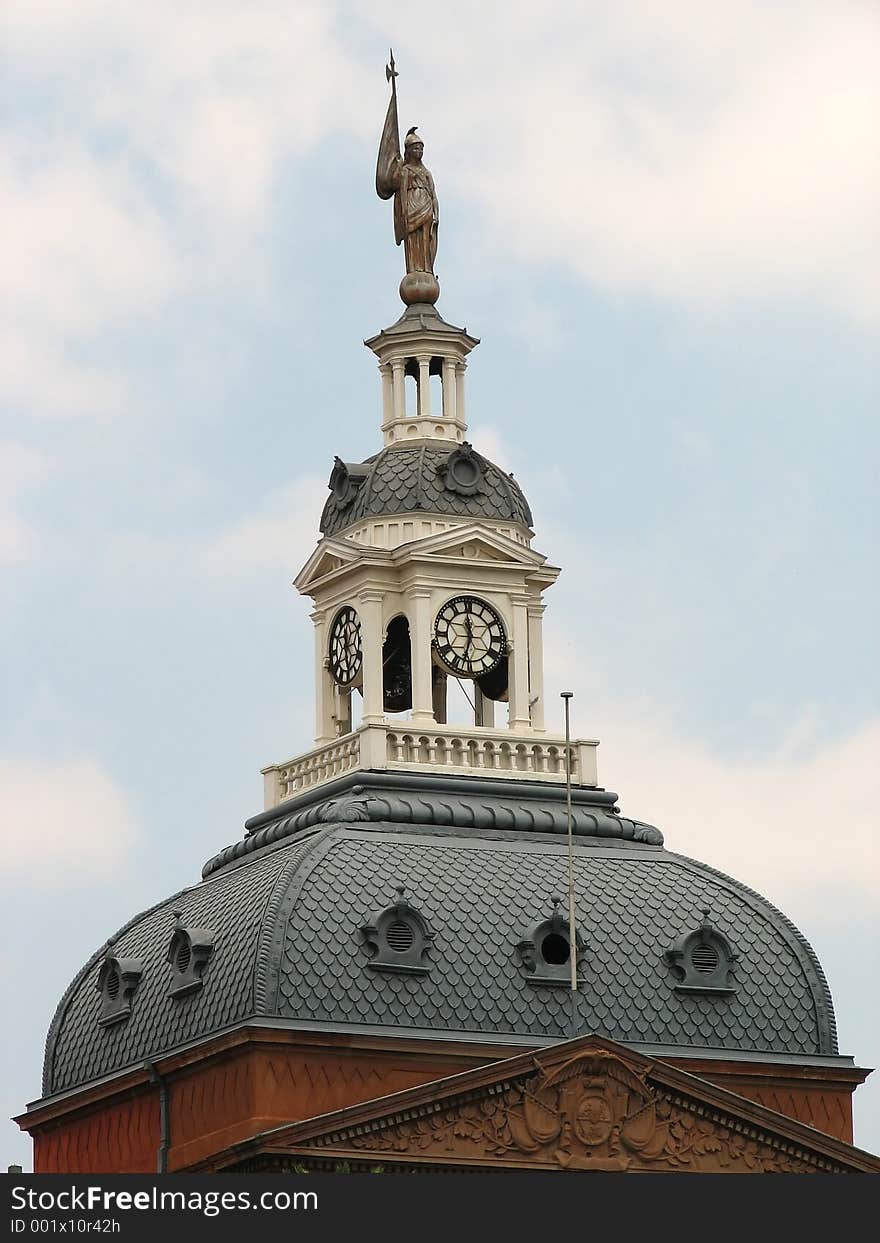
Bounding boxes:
470 426 513 473
0 441 52 564
541 612 879 912
606 710 879 909
0 755 140 887
101 474 328 584
4 1 877 423
374 0 880 329
202 476 328 578
2 1 371 418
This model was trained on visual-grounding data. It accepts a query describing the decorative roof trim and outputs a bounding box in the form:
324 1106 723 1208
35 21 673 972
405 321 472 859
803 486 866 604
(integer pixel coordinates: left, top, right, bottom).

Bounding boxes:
256 827 344 1016
205 771 661 877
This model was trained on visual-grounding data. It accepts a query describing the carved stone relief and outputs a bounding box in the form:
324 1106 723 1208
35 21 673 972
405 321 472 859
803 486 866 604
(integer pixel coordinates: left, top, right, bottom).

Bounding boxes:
328 1050 823 1173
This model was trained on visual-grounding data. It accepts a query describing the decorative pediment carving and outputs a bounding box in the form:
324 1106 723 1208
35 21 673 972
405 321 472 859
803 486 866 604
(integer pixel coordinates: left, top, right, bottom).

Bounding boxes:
300 1046 834 1173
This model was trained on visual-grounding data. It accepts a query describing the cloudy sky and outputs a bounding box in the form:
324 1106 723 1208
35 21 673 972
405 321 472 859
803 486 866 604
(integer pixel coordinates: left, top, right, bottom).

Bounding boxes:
2 1 878 1166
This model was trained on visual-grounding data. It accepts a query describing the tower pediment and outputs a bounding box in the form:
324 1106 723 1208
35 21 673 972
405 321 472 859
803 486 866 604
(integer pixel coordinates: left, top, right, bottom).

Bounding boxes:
295 525 557 597
390 523 552 571
294 537 385 594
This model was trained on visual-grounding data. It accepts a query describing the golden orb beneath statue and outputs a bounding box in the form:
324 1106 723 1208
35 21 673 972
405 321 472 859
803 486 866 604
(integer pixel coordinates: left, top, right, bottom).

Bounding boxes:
400 271 440 306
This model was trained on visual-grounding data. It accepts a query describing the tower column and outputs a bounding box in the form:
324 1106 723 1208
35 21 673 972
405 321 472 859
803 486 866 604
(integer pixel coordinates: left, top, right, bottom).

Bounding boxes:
311 608 335 744
508 594 532 733
527 601 546 732
474 685 495 728
391 359 405 421
358 590 385 725
417 354 431 416
409 589 434 724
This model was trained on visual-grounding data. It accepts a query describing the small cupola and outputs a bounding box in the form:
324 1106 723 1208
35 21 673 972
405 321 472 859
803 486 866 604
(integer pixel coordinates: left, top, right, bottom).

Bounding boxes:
95 949 143 1027
517 897 585 988
361 885 434 975
166 911 215 998
664 907 738 995
364 304 479 447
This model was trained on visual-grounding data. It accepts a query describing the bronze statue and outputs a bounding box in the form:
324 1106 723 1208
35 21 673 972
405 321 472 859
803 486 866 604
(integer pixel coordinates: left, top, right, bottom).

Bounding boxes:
376 52 440 306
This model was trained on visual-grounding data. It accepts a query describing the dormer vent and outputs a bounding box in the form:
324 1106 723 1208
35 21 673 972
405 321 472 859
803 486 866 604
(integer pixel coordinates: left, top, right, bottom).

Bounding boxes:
166 912 215 999
517 897 585 988
96 951 143 1027
437 443 485 497
361 885 434 975
328 457 371 512
664 908 738 996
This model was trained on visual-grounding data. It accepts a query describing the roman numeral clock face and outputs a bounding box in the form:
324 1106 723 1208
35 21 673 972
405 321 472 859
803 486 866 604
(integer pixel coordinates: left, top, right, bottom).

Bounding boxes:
328 605 363 687
433 596 506 678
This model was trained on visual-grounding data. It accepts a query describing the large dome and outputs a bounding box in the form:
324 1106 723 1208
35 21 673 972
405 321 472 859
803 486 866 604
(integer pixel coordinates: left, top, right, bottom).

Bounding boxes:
43 773 838 1098
319 442 534 537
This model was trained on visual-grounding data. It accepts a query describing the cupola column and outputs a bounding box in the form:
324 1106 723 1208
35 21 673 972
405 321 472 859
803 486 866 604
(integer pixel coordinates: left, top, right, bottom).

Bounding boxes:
391 359 406 422
358 590 385 725
508 594 532 733
409 588 435 724
417 354 431 417
380 363 393 427
311 608 335 743
527 602 546 732
365 308 477 447
441 358 456 420
455 362 466 427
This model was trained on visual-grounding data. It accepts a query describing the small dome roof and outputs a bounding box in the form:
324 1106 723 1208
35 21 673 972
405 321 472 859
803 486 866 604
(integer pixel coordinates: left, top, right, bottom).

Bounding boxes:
42 776 839 1098
319 442 533 537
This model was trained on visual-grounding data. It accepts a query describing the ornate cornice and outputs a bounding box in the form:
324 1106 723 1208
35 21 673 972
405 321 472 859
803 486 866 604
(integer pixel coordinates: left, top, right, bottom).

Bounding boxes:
205 771 662 877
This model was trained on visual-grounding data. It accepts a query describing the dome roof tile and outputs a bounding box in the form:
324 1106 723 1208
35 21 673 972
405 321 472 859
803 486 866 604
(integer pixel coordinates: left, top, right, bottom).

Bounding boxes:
42 778 839 1097
320 442 533 536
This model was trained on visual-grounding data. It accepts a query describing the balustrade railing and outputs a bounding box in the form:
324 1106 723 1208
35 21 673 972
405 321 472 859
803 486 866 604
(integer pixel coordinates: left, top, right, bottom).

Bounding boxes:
262 723 598 808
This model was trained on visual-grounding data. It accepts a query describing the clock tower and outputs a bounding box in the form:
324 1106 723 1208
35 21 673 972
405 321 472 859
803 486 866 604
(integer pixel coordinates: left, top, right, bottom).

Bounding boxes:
267 296 597 812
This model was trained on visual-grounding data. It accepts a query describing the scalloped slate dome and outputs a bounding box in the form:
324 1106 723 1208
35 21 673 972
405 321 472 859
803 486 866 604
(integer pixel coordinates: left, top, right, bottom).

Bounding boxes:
43 775 839 1098
319 442 533 537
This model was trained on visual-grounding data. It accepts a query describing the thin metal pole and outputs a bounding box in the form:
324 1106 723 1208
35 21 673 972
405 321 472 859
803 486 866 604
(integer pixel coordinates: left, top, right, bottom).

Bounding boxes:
564 696 576 994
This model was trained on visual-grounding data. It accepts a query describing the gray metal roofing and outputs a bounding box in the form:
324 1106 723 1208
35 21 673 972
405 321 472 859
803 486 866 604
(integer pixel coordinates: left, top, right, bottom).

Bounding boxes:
43 812 838 1097
319 443 533 537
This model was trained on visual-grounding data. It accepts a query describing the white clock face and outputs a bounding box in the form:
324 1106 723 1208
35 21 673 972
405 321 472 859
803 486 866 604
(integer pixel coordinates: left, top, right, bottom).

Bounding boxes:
433 595 506 678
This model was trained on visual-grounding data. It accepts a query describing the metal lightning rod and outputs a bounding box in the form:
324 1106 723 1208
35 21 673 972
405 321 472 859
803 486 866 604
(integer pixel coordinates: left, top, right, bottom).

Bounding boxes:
561 691 578 1033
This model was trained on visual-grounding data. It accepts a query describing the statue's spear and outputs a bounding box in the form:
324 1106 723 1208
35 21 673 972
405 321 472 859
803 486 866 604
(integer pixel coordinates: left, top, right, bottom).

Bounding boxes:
386 48 398 99
377 49 401 198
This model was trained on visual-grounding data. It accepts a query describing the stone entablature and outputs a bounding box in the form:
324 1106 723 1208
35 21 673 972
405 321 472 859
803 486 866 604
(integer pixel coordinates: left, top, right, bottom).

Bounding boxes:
344 514 530 551
261 722 599 808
